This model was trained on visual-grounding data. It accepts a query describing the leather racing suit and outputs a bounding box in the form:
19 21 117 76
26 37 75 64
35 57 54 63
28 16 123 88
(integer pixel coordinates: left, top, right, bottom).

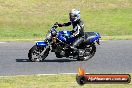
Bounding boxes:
58 19 85 49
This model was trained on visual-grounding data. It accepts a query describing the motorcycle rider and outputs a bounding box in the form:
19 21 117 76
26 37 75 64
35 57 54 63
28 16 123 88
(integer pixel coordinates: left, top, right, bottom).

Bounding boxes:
57 9 85 51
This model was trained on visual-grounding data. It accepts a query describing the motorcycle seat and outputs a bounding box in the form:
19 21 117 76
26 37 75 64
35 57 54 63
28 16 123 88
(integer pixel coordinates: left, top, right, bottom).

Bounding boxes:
84 32 97 40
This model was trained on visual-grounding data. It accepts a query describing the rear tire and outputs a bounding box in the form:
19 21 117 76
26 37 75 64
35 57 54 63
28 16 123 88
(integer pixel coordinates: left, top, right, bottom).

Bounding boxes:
77 44 96 61
55 52 62 58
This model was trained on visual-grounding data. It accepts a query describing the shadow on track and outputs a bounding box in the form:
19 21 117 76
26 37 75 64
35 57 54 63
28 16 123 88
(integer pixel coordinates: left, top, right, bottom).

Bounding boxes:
42 59 76 62
16 58 77 63
16 59 31 62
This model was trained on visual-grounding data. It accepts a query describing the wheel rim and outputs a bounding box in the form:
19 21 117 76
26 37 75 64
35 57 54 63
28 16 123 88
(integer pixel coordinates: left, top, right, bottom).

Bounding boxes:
31 50 41 61
83 46 95 60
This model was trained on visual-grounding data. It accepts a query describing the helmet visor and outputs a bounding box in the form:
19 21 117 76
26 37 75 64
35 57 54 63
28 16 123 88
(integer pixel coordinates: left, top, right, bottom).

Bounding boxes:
69 13 77 22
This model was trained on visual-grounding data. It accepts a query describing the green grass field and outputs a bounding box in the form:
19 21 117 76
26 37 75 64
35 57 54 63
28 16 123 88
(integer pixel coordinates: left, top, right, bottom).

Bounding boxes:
0 0 132 41
0 74 131 88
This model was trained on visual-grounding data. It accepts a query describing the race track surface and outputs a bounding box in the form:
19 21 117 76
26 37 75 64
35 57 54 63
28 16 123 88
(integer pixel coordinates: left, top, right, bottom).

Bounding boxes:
0 40 132 76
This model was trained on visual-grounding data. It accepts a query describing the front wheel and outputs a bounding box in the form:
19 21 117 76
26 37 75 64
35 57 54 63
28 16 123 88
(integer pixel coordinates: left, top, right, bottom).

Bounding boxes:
28 45 50 62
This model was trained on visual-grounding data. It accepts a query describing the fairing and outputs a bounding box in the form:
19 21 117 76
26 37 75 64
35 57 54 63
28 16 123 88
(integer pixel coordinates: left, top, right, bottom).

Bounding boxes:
58 30 75 44
36 41 48 47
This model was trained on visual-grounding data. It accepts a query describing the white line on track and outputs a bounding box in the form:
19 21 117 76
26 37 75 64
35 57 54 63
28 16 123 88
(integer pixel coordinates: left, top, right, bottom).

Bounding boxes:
0 73 91 77
37 73 78 76
0 73 78 77
0 42 6 43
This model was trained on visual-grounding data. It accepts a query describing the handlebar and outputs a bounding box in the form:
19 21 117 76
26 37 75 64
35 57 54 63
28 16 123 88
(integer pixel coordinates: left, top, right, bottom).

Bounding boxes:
51 22 59 29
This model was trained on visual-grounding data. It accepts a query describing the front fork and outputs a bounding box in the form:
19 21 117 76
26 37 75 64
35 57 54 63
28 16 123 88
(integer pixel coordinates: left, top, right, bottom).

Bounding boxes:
38 42 51 60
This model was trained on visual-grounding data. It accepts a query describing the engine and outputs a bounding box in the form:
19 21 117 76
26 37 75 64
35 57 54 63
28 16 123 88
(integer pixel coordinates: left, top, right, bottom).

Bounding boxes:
60 50 65 56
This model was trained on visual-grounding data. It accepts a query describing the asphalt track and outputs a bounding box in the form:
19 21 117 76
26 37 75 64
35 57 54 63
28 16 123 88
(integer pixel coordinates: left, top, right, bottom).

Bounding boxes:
0 40 132 76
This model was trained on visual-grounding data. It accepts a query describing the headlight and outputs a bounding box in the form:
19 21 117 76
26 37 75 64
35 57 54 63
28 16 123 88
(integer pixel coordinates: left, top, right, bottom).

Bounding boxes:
52 37 57 43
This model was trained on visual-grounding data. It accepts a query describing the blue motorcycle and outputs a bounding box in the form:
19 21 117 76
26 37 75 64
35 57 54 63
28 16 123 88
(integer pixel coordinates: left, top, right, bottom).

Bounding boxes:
28 23 101 61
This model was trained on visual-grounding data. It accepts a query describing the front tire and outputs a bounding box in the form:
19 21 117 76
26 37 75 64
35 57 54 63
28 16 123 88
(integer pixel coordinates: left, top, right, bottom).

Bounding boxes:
28 45 50 62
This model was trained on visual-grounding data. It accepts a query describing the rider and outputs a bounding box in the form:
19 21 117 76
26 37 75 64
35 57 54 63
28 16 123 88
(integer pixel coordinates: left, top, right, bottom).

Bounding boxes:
57 9 85 50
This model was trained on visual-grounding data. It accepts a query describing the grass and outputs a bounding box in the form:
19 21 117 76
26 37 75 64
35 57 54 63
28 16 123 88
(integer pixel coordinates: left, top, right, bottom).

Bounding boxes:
0 74 131 88
0 0 132 41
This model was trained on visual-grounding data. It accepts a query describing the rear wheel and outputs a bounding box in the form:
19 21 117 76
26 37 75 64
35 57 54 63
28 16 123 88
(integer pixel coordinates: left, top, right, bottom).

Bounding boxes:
55 52 62 58
77 44 96 61
28 45 50 62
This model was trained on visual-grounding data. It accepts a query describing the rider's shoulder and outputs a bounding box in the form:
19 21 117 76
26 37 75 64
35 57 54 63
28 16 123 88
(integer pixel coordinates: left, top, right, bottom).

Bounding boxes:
79 19 84 23
79 19 84 25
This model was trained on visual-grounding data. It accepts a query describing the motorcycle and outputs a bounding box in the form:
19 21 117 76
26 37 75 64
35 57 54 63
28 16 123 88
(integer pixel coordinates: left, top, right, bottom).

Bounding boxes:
28 23 101 62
